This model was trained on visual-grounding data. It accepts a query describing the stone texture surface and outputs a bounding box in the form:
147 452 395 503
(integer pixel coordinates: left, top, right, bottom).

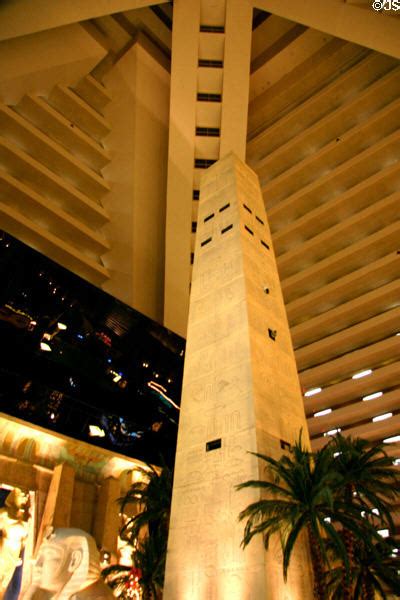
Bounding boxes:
164 154 313 599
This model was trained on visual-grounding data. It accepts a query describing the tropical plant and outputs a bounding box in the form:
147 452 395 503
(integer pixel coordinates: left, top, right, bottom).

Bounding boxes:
328 536 400 600
131 529 167 600
236 434 400 600
236 438 350 600
120 462 172 545
327 435 400 600
102 461 173 599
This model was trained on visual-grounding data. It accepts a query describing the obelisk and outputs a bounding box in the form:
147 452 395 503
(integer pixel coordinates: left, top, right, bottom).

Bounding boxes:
164 154 313 599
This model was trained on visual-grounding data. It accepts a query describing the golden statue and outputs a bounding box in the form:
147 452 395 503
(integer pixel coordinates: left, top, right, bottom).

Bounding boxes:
0 487 29 598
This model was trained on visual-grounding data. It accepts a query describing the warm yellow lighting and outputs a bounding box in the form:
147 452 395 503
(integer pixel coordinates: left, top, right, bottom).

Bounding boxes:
89 425 106 437
40 342 52 352
113 374 122 383
57 322 67 330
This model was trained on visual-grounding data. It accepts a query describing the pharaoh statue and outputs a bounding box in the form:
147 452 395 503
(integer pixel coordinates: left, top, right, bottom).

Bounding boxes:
0 487 29 598
23 528 114 599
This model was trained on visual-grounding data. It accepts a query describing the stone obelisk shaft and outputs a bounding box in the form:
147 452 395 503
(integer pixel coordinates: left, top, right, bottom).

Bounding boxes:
164 154 313 599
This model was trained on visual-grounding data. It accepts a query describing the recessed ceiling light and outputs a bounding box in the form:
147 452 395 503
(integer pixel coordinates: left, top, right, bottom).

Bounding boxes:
305 387 322 397
362 391 382 401
372 413 392 422
352 369 372 380
324 428 341 436
314 408 332 417
383 435 400 444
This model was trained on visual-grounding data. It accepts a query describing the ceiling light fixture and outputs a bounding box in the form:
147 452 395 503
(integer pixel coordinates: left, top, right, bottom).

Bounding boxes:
304 387 322 397
352 369 372 380
362 391 382 401
383 435 400 444
372 413 392 422
314 408 332 417
324 428 341 437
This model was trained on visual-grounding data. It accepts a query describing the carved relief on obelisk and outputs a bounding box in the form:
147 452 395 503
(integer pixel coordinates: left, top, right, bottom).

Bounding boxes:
164 154 313 599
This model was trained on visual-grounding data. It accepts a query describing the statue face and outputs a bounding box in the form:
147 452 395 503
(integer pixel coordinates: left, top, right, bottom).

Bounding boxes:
33 540 71 591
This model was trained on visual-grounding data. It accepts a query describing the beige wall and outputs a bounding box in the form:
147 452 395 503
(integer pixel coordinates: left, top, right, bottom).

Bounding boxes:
102 37 170 322
0 24 106 104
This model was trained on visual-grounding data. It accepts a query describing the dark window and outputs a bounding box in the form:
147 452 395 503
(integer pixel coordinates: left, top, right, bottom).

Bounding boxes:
201 237 212 247
261 240 270 250
221 224 233 234
198 59 223 68
245 225 254 236
193 190 200 200
256 216 264 225
191 222 197 233
190 253 194 265
204 213 214 223
219 203 230 212
196 127 220 137
197 93 222 102
206 438 222 451
200 25 225 33
195 158 217 169
243 203 252 213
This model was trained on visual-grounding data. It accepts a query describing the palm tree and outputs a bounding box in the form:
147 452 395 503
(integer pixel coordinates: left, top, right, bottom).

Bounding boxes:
132 529 167 600
236 438 350 600
327 435 400 599
119 462 172 545
328 536 400 600
103 461 172 599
